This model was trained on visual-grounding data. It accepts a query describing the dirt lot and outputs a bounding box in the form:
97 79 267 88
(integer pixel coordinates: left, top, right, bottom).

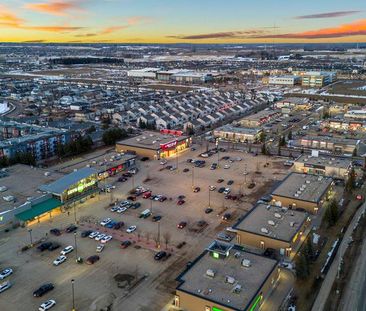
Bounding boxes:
0 146 290 311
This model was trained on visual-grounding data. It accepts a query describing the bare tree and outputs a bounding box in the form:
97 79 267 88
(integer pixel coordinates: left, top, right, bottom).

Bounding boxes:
163 232 171 250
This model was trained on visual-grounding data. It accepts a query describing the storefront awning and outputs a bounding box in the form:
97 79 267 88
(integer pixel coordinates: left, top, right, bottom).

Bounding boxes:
16 198 62 222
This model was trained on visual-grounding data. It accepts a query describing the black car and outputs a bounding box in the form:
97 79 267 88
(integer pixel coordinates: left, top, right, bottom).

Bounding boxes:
33 283 54 297
218 187 225 193
86 255 100 265
118 177 127 182
121 240 132 249
48 243 61 251
183 168 190 172
37 242 52 252
222 213 232 221
227 180 234 185
113 221 124 229
81 230 93 238
205 208 213 214
152 215 162 222
141 157 149 161
217 178 224 183
154 251 167 261
186 159 192 163
49 228 61 236
65 224 78 233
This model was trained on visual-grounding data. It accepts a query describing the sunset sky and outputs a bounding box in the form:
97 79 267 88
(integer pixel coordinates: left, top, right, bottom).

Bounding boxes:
1 0 366 43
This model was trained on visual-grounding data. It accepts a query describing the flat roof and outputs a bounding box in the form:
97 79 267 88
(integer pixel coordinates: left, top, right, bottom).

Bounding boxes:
301 135 360 145
0 164 64 213
271 172 333 203
176 241 278 311
239 110 279 122
214 125 262 135
294 154 351 170
116 131 189 151
233 203 308 242
39 167 97 195
51 151 136 175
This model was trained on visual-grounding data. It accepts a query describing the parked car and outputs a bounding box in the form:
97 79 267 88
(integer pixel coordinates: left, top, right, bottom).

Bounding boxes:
152 215 162 222
143 192 152 199
193 186 200 193
0 268 13 280
154 251 167 261
177 199 185 205
33 283 54 297
126 225 137 233
131 202 141 209
81 230 93 238
65 224 77 233
223 188 231 195
100 218 112 226
60 246 74 256
49 229 61 236
0 280 11 293
227 180 234 185
120 240 132 249
48 243 61 251
209 185 216 191
39 299 56 311
159 196 167 202
118 177 127 182
37 242 52 252
95 234 106 241
205 208 213 214
141 157 149 161
217 178 224 183
160 160 167 165
53 256 66 266
96 244 105 253
101 235 113 243
218 187 225 193
183 168 190 172
88 231 99 239
177 221 187 229
113 222 124 229
197 220 208 227
224 164 230 169
86 255 100 265
222 213 232 221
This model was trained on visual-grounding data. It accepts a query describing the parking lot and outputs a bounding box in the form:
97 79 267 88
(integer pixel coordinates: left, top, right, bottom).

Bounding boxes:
0 146 290 311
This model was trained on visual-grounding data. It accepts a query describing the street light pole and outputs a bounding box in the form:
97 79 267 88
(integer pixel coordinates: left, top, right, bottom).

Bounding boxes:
157 221 161 249
73 202 77 224
28 228 33 246
71 279 76 311
150 199 153 215
208 186 211 207
74 232 78 262
216 138 220 168
191 166 195 189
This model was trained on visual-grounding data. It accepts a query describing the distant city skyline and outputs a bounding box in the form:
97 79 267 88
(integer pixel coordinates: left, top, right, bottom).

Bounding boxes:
0 0 366 43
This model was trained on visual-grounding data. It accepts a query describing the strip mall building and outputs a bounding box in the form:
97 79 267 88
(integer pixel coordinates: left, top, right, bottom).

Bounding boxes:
116 130 191 159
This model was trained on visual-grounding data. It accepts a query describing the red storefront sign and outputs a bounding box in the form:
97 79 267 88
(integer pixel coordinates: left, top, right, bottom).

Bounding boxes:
160 140 178 150
160 129 183 136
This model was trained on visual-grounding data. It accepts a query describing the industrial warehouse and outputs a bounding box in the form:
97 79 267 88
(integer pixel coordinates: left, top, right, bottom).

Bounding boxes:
116 130 191 159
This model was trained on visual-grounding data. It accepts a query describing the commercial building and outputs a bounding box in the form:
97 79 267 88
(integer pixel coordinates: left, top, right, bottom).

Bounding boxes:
156 69 213 83
292 154 352 180
0 120 72 161
233 203 310 258
344 109 366 120
116 130 191 159
213 125 262 143
39 167 98 203
299 71 337 88
175 240 279 311
322 119 366 132
268 76 300 86
0 164 64 226
275 97 311 111
238 110 281 128
127 68 161 79
296 135 360 154
271 173 334 214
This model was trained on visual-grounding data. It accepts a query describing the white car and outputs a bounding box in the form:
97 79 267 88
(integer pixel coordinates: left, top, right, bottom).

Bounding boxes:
126 225 137 233
209 185 216 191
101 235 112 243
39 299 56 311
0 268 13 280
119 201 130 207
224 164 230 169
160 160 167 165
96 244 105 253
0 281 11 293
100 218 112 226
89 231 99 239
110 206 119 212
60 246 74 255
95 233 106 241
117 207 127 213
223 188 231 195
53 256 67 266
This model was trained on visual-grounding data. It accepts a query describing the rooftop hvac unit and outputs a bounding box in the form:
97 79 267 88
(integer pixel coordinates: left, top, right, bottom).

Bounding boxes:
297 190 302 195
234 252 241 259
306 180 311 184
266 205 271 210
206 269 215 278
294 193 299 197
261 227 269 234
44 172 50 176
241 259 251 267
233 284 242 293
268 220 276 226
290 222 295 227
226 276 235 284
149 134 154 137
274 213 282 219
136 138 140 141
152 140 156 144
3 195 14 202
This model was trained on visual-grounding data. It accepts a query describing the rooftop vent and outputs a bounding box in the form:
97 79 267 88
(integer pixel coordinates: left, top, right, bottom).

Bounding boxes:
241 259 251 267
261 227 269 234
233 284 242 293
306 180 311 184
274 213 282 219
226 276 235 284
290 221 296 227
294 193 299 197
268 220 276 226
206 269 215 278
234 252 241 259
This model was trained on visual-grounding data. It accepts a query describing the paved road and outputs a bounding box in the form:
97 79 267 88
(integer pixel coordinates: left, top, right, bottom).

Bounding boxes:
312 202 366 311
338 225 366 311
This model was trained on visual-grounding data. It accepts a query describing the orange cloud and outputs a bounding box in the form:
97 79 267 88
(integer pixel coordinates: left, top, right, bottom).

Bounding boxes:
256 19 366 39
24 0 82 16
101 26 128 34
0 5 24 27
28 25 84 32
100 16 151 35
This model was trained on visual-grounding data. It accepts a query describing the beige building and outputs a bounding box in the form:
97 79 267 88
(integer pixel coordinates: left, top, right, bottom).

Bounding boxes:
238 110 281 128
115 131 191 159
213 125 262 143
292 155 351 180
271 173 334 214
175 241 279 311
233 203 310 258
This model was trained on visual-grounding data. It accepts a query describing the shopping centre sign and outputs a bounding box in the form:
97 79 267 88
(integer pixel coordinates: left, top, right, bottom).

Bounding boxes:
160 140 178 150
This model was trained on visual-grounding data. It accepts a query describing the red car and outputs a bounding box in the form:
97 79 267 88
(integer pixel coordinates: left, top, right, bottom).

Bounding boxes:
177 199 185 205
143 191 152 199
121 240 132 249
177 221 187 229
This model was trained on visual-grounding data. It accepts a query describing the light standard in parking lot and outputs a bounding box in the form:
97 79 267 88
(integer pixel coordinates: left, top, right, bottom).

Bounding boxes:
150 199 153 215
157 221 161 249
216 138 220 168
28 228 33 246
191 166 195 189
208 186 211 208
71 279 76 311
74 232 78 262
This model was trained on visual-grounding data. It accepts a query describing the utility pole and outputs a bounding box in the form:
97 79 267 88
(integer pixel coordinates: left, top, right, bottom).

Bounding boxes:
157 221 161 249
191 166 195 189
28 228 33 246
74 232 78 262
71 279 76 311
208 186 211 207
